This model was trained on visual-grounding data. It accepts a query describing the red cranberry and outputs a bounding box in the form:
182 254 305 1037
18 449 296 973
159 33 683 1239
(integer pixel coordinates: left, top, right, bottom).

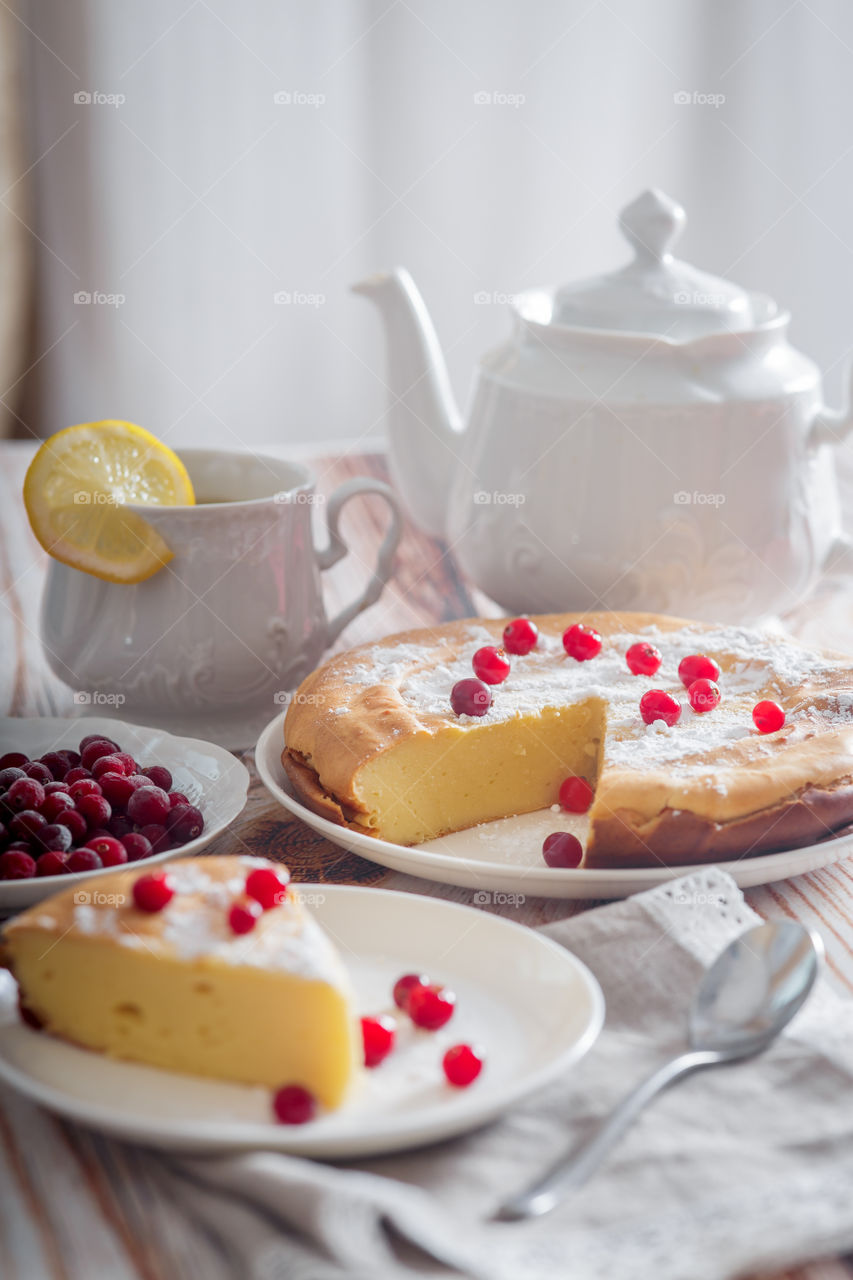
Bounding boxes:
55 808 87 844
66 847 103 872
245 865 289 909
132 872 174 912
361 1014 396 1067
471 646 511 685
688 678 721 714
9 809 47 840
228 901 262 934
393 972 429 1011
92 754 133 779
0 850 36 879
112 753 137 774
5 841 32 853
563 623 603 662
127 785 171 826
543 832 583 868
86 835 127 866
408 983 456 1030
40 791 75 822
36 824 72 853
79 733 117 753
753 700 785 733
23 762 54 785
64 767 93 785
122 832 153 861
108 813 134 840
450 678 492 717
166 804 204 845
678 654 721 688
7 777 45 812
80 739 120 770
57 749 81 771
442 1043 484 1088
625 641 662 676
502 617 538 655
98 772 136 808
558 776 594 813
639 689 682 727
76 793 112 828
38 752 70 781
0 752 28 770
36 851 68 876
138 823 170 852
273 1084 316 1125
169 791 190 809
0 767 26 790
69 778 102 801
141 765 172 791
43 780 71 796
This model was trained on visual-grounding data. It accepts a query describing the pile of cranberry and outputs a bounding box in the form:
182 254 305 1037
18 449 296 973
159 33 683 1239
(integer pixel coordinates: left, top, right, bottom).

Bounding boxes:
447 619 790 869
0 733 204 880
275 972 484 1124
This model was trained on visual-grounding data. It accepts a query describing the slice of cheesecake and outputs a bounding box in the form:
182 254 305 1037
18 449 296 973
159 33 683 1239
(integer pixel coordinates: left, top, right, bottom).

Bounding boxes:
1 856 360 1109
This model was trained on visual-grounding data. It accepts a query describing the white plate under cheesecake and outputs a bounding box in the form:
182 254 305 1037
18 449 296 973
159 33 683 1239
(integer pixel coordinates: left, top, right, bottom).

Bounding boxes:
0 870 602 1157
257 610 853 898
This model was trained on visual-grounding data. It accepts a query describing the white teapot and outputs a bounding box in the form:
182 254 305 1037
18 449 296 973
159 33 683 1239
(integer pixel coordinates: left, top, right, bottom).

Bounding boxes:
354 189 853 622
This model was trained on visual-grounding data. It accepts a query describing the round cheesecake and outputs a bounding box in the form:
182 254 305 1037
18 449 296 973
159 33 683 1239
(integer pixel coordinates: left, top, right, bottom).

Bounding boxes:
282 612 853 868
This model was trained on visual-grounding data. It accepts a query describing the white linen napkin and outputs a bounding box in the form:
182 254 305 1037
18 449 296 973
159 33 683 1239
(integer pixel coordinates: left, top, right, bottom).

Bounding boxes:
133 868 853 1280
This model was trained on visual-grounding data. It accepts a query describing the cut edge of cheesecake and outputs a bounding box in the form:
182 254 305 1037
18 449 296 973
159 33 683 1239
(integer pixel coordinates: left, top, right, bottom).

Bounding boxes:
284 696 606 846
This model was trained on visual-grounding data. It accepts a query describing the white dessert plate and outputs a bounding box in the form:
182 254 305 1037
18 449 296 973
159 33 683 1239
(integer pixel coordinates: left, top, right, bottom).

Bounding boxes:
256 710 853 899
0 884 604 1157
0 717 250 909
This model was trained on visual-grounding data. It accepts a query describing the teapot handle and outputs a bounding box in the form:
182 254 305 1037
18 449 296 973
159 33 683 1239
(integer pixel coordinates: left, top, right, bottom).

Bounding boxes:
810 363 853 447
316 478 403 646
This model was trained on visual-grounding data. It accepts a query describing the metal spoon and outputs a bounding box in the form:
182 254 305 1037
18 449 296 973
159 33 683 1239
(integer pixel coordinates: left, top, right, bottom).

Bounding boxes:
496 919 823 1222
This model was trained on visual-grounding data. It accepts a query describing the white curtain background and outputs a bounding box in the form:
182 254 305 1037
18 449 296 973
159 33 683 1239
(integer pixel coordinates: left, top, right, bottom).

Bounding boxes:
17 0 853 451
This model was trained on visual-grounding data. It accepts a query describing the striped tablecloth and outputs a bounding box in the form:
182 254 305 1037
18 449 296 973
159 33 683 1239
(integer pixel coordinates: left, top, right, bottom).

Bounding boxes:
3 438 853 1280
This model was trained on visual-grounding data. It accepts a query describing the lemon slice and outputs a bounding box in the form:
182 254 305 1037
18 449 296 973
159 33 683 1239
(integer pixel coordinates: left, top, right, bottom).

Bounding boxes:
23 420 194 584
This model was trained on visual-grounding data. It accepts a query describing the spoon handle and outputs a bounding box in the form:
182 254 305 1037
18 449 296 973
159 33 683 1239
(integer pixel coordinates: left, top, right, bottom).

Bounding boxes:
495 1048 723 1221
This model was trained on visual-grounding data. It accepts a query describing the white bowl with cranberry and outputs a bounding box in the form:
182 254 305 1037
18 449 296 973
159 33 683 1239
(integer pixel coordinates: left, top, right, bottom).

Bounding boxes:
0 718 250 907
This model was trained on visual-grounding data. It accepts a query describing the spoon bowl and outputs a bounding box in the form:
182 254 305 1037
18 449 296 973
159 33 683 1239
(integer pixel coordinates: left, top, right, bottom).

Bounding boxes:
690 920 824 1056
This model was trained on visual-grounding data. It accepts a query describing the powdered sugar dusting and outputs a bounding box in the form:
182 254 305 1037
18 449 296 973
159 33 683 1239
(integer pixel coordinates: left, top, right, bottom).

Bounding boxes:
341 621 853 787
68 857 346 985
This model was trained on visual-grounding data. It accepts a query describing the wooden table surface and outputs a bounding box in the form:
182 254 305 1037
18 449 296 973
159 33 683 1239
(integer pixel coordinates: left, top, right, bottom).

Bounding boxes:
3 437 853 1279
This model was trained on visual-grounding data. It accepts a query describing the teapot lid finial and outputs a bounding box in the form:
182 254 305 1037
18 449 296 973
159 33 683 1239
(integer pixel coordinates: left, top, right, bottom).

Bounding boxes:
550 188 768 340
618 189 685 264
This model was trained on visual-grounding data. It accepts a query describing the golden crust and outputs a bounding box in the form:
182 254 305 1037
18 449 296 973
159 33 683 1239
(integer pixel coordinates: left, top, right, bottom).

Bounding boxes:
282 611 853 867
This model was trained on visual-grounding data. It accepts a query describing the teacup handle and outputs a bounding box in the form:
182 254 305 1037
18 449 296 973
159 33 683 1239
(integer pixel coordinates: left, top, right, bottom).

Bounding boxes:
316 478 403 645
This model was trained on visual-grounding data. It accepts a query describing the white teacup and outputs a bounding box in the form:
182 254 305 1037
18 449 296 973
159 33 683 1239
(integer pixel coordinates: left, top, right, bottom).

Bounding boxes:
40 449 402 745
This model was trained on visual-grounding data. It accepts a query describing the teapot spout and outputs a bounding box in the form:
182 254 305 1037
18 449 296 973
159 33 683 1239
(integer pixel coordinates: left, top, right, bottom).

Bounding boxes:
353 268 462 539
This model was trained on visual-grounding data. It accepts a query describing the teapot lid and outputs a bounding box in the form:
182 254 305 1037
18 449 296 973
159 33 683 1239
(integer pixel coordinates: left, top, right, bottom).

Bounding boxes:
551 189 770 339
